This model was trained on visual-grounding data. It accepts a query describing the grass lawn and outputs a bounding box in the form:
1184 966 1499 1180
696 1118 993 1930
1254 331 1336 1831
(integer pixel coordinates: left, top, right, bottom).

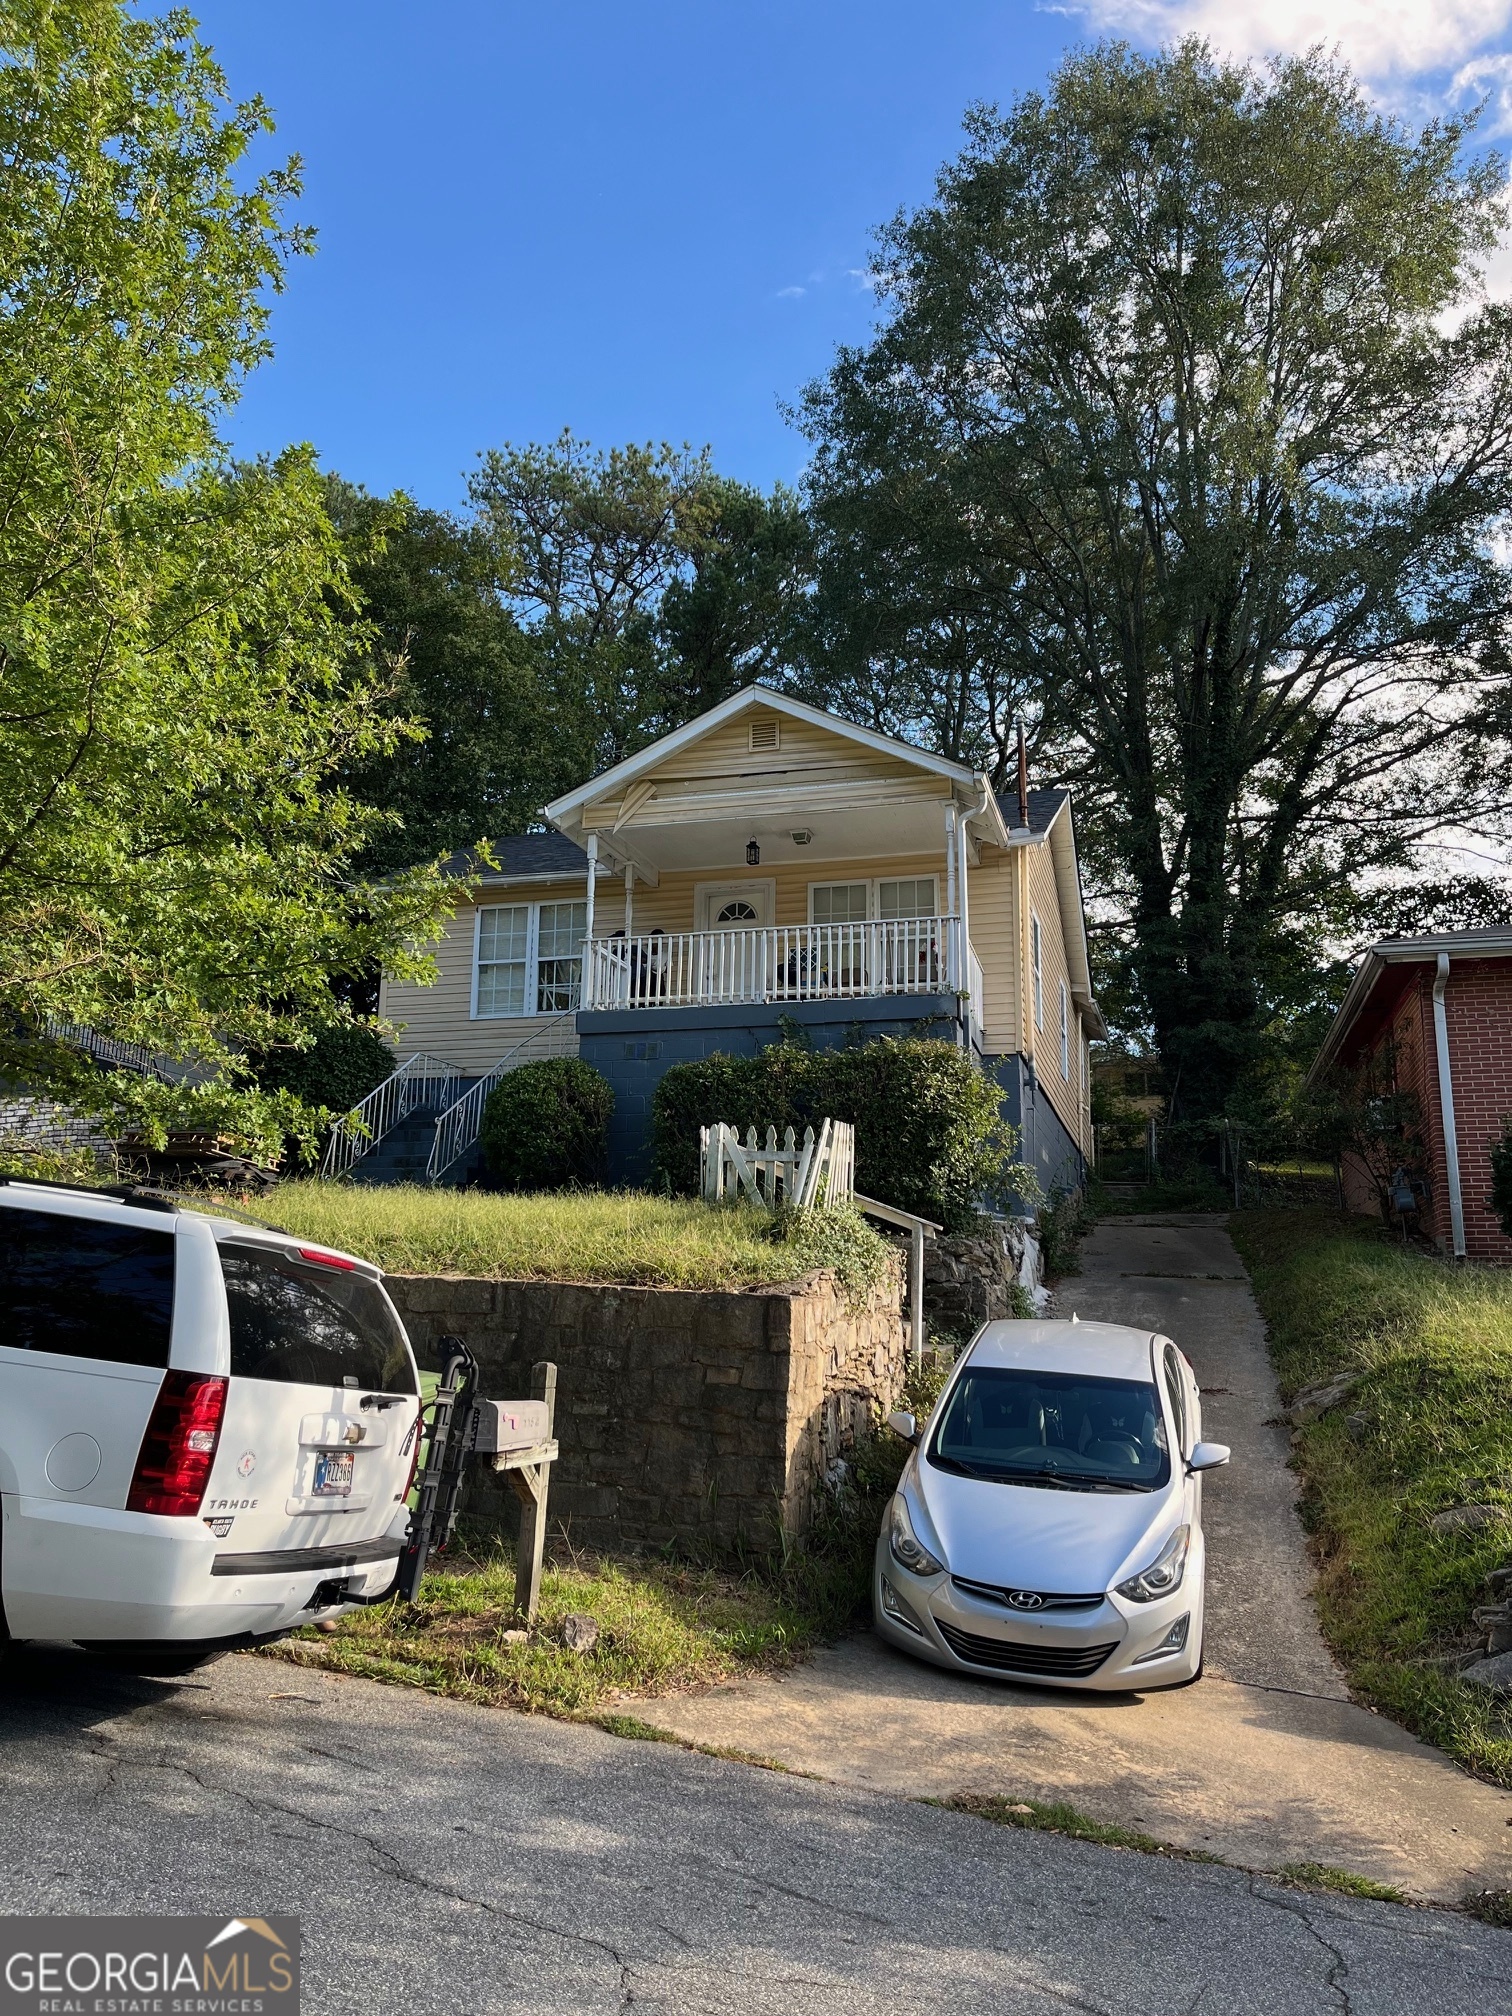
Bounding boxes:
269 1348 959 1718
257 1181 886 1293
268 1548 848 1717
1229 1209 1512 1786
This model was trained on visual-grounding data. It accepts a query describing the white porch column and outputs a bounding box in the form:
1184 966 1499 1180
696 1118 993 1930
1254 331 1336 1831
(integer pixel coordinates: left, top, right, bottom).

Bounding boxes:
945 802 957 920
956 810 971 992
624 861 635 939
583 833 598 1008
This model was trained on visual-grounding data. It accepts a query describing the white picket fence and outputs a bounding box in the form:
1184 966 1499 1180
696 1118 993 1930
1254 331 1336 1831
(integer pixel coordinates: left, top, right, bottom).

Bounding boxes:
700 1119 855 1211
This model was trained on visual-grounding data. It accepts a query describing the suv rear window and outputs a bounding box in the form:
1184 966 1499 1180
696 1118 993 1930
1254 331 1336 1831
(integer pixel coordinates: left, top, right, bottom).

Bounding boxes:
219 1242 416 1394
0 1205 175 1366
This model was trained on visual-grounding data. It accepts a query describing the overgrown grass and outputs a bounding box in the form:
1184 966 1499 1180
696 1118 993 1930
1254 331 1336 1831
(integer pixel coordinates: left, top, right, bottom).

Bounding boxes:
269 1345 959 1717
1229 1209 1512 1787
252 1182 889 1296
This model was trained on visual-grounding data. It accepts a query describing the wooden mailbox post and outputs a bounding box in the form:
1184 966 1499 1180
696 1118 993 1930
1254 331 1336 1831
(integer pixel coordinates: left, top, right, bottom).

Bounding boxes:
465 1359 559 1624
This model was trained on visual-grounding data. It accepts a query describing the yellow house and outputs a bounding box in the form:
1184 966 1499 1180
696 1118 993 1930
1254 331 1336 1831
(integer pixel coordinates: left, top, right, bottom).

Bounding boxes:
371 686 1104 1191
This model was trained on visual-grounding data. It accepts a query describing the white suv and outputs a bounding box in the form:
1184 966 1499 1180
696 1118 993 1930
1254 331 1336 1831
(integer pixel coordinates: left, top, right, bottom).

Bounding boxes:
0 1178 422 1669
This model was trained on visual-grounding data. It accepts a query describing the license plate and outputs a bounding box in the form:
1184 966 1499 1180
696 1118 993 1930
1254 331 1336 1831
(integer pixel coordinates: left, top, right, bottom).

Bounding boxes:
312 1451 355 1497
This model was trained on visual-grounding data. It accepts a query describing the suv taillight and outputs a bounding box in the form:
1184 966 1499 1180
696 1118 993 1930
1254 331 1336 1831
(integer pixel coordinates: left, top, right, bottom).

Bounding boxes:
127 1371 228 1516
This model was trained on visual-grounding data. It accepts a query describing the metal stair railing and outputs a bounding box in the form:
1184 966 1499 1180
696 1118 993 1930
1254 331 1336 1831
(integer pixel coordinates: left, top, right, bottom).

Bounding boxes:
321 1052 465 1180
426 1014 578 1184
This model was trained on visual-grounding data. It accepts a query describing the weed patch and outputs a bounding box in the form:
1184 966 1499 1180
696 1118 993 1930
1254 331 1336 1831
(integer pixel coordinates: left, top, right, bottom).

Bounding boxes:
1275 1863 1407 1904
933 1793 1223 1861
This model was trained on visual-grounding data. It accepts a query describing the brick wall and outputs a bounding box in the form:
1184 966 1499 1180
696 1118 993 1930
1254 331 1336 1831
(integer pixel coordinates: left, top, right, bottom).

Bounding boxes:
384 1258 907 1555
1442 959 1512 1263
1340 960 1512 1264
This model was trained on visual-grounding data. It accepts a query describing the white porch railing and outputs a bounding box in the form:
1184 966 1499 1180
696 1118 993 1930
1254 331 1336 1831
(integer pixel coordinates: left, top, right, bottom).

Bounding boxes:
320 1053 465 1180
583 916 968 1011
425 1013 578 1184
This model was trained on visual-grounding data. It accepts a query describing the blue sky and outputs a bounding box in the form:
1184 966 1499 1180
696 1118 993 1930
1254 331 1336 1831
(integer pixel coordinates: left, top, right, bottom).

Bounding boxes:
192 1 1512 513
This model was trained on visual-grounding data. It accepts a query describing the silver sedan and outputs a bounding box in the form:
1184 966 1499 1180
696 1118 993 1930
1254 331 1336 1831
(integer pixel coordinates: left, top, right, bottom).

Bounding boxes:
873 1320 1230 1690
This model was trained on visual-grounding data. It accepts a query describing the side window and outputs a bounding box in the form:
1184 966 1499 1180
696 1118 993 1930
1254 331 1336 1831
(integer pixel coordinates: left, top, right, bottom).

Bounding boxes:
220 1243 416 1394
0 1205 174 1367
1059 979 1071 1079
1162 1344 1188 1455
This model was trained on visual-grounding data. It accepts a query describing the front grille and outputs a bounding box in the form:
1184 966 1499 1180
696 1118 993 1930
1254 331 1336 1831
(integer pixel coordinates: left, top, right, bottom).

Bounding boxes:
935 1619 1117 1678
951 1575 1104 1613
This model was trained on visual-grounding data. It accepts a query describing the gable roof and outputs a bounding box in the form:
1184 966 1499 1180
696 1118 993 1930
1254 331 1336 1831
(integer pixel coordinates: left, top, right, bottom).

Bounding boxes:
1307 925 1512 1085
542 684 982 831
995 787 1069 837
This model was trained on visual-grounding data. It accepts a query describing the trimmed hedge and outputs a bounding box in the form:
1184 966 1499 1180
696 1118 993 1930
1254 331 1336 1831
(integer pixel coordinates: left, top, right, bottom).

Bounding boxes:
650 1038 1016 1233
481 1057 614 1191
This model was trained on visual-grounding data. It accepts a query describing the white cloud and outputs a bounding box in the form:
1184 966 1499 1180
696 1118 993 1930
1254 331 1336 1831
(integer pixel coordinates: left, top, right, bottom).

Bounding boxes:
1069 0 1512 84
1454 49 1512 133
776 284 806 299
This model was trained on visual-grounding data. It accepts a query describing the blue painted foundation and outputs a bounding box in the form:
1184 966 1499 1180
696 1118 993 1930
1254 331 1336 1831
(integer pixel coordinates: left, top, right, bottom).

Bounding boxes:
987 1053 1087 1204
577 995 964 1185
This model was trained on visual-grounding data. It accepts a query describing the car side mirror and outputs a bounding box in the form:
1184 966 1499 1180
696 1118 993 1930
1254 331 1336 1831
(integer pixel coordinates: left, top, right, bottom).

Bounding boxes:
887 1409 918 1444
1188 1441 1231 1473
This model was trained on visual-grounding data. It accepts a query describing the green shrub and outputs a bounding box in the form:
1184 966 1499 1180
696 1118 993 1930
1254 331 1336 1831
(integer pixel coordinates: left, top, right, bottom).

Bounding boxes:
256 1022 396 1115
481 1058 614 1191
765 1201 892 1305
650 1036 1025 1234
1038 1189 1095 1276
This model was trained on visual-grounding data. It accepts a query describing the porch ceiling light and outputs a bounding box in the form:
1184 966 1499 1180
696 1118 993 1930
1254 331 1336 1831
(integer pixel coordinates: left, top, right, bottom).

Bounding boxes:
791 829 812 846
746 838 761 866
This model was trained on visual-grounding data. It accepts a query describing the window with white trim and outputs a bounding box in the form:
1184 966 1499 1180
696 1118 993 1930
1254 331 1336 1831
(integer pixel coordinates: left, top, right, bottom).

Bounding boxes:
1030 912 1044 1031
877 877 937 920
810 883 868 925
474 901 587 1017
1059 979 1071 1080
808 879 939 923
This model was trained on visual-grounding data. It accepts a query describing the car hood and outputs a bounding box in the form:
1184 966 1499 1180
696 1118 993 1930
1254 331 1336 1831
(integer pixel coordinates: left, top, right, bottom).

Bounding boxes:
912 1456 1177 1593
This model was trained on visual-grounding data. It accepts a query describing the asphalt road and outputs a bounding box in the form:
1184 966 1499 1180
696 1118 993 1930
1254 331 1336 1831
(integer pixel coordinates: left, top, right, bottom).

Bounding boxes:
1 1646 1508 2015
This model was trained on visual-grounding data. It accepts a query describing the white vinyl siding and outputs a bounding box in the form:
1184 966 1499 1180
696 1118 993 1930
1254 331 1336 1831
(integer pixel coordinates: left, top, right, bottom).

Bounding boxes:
474 900 587 1018
1031 912 1044 1032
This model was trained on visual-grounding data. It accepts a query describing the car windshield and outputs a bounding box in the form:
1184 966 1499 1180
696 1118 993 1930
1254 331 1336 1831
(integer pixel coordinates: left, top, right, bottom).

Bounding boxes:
927 1364 1169 1491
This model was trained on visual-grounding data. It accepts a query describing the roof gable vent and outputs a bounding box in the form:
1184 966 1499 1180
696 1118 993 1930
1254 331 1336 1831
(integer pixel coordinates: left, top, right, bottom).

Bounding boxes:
748 716 780 752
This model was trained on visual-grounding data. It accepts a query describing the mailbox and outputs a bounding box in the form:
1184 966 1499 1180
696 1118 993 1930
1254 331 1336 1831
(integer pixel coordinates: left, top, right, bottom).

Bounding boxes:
465 1398 553 1456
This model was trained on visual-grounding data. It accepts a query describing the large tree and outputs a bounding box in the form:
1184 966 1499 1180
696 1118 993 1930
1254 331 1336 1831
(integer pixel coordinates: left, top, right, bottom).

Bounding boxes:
469 433 810 780
801 40 1512 1135
0 1 447 1153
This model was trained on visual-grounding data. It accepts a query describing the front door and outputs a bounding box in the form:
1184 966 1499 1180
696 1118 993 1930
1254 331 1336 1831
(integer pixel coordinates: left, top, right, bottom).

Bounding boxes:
698 882 773 932
696 882 774 1002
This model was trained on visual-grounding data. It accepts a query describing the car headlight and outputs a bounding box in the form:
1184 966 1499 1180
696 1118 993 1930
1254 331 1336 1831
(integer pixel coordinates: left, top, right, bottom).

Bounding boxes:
889 1495 944 1578
1115 1525 1190 1603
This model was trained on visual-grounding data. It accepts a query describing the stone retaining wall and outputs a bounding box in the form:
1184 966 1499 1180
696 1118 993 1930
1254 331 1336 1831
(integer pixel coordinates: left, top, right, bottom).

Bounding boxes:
922 1218 1044 1336
384 1259 906 1556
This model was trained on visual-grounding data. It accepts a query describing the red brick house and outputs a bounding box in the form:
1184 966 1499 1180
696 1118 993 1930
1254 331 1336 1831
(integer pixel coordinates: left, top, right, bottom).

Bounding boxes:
1307 928 1512 1263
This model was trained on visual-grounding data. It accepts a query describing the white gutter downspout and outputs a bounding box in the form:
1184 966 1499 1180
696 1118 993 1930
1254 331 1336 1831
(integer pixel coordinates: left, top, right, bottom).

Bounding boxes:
1431 953 1467 1260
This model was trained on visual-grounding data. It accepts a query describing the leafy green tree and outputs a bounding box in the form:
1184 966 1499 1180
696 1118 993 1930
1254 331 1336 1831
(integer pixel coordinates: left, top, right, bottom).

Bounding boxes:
469 433 809 776
325 481 557 871
0 1 448 1146
801 40 1512 1138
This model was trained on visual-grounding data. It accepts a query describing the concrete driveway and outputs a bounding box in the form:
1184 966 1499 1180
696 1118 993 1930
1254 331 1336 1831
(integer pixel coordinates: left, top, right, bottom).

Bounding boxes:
643 1216 1512 1902
2 1645 1508 2014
